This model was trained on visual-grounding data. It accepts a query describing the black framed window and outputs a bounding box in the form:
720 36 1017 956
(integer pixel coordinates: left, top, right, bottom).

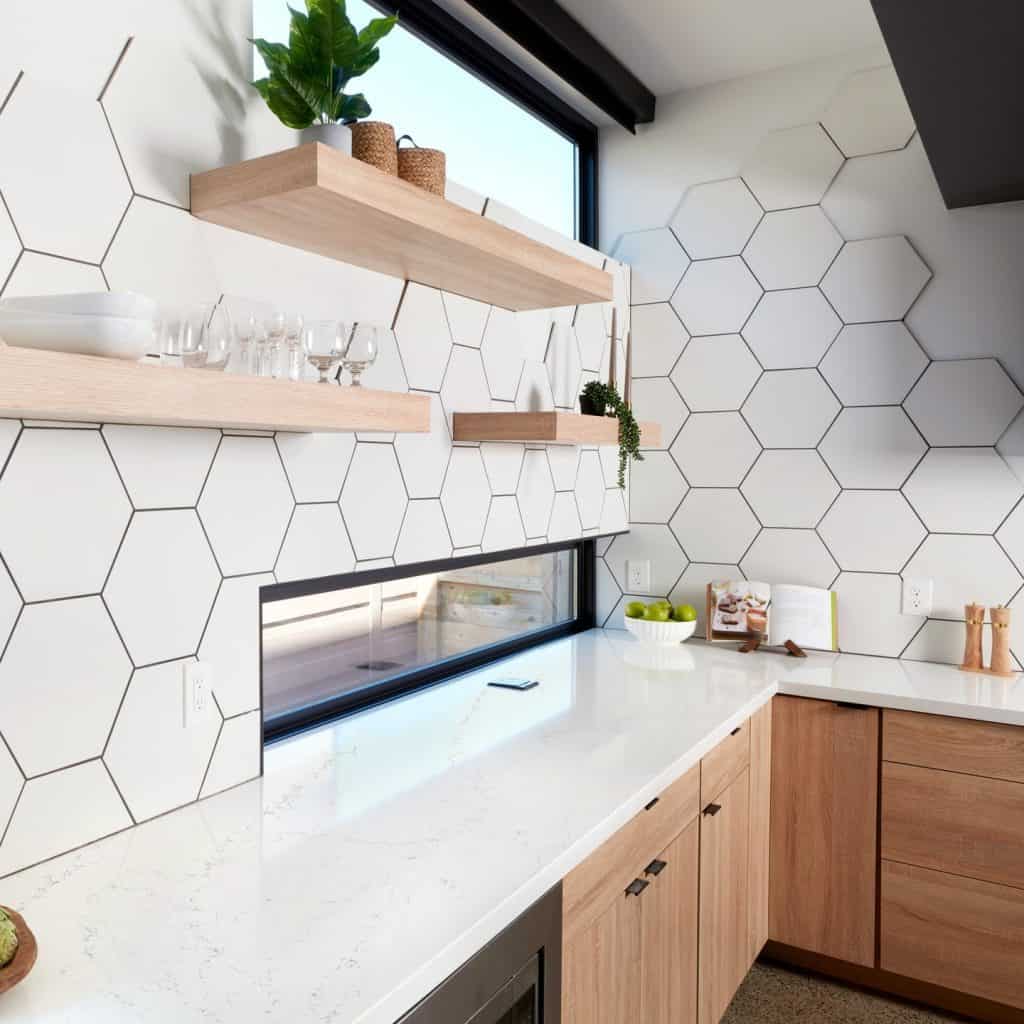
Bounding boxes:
262 539 596 741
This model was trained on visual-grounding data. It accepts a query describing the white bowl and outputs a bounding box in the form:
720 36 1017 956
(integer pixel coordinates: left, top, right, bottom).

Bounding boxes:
0 313 153 360
624 613 697 646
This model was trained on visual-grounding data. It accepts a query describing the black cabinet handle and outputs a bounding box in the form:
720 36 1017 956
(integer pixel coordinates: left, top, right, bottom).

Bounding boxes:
625 878 650 897
644 796 660 811
702 802 722 817
645 858 667 877
730 726 741 736
834 701 869 710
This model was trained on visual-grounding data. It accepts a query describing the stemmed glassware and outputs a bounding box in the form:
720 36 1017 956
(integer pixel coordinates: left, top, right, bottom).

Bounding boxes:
342 322 380 386
284 313 305 381
304 320 346 383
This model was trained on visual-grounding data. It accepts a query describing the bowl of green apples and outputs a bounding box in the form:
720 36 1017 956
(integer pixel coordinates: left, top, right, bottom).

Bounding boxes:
623 599 698 646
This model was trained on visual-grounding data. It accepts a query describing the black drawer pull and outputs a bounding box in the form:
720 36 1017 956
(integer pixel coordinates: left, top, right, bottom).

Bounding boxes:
730 726 741 736
625 878 650 897
703 802 722 817
834 701 869 710
644 796 660 811
645 859 667 877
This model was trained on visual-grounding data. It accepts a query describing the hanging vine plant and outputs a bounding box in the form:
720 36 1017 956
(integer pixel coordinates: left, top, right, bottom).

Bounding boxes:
579 380 643 488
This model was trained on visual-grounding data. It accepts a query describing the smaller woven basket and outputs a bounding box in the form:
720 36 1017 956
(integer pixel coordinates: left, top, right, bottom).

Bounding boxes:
397 135 446 196
351 121 398 175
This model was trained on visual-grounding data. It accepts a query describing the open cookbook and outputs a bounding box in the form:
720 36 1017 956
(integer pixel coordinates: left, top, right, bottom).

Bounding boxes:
705 581 838 651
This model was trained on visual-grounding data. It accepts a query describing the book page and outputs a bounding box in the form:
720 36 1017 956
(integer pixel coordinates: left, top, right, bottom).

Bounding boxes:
709 580 771 638
768 585 837 651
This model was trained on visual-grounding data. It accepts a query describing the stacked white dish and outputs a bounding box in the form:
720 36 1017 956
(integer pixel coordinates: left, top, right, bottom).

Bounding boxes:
0 292 157 360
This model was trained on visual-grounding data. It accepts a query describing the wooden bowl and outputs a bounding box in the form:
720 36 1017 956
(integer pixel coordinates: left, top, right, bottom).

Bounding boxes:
0 907 37 995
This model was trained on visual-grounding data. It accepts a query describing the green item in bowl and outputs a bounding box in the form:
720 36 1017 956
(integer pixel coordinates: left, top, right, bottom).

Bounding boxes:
643 604 671 622
625 601 647 619
673 604 698 622
0 908 18 967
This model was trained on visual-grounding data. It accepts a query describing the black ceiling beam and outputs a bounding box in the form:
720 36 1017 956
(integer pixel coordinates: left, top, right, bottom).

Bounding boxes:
458 0 656 133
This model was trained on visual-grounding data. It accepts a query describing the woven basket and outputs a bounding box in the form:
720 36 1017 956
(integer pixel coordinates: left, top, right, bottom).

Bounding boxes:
397 135 446 196
351 121 397 175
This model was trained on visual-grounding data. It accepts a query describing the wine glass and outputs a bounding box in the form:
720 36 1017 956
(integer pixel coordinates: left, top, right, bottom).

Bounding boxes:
343 322 379 387
304 320 345 383
233 313 257 375
262 313 286 378
199 305 232 371
180 307 211 368
284 313 305 381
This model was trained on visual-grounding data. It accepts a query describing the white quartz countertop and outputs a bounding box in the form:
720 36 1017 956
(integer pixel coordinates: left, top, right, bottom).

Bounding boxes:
4 631 1024 1023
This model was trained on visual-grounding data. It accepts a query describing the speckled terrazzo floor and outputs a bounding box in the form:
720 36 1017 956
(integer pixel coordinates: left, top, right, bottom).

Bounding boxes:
722 963 966 1023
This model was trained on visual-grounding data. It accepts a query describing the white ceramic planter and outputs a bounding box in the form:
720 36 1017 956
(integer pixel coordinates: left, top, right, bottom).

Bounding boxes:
624 614 697 647
300 123 352 155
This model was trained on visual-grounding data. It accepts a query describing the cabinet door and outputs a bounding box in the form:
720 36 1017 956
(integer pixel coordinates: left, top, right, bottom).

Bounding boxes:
698 768 750 1024
747 701 772 966
562 886 642 1024
642 819 699 1024
769 696 878 967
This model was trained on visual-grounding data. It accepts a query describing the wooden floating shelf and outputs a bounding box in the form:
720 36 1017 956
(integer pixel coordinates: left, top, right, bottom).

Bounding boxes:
191 144 613 312
0 345 429 434
452 411 662 447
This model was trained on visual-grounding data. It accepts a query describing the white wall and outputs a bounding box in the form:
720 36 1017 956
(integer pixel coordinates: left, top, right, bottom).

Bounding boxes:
598 49 1024 671
0 0 629 877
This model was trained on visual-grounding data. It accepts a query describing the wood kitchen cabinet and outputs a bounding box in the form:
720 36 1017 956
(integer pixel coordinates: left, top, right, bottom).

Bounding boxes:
769 696 879 967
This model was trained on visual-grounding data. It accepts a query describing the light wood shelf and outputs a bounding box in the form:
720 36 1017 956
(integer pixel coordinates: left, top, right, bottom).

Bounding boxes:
452 411 662 447
190 144 613 312
0 345 429 433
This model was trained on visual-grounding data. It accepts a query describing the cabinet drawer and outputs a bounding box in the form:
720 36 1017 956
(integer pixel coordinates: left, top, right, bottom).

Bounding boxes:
882 761 1024 888
881 860 1024 1009
563 764 699 944
883 710 1024 783
701 719 750 805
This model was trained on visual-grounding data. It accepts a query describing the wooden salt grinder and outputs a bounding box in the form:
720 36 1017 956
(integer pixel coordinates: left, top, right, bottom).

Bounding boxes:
990 605 1015 676
960 603 985 671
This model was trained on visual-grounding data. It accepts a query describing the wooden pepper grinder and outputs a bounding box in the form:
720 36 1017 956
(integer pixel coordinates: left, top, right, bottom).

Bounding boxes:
960 602 985 671
989 605 1015 677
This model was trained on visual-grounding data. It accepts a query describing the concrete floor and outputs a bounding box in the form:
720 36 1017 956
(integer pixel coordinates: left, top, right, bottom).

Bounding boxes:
722 963 965 1023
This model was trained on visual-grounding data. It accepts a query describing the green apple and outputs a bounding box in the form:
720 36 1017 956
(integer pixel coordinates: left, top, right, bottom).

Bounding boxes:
625 601 646 619
644 604 671 622
673 604 698 623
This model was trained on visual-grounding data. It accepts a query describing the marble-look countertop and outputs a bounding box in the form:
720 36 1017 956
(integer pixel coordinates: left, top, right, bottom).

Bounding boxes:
3 631 1023 1023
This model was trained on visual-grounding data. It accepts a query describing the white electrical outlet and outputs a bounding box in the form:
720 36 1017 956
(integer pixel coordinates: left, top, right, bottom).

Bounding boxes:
183 661 212 728
901 577 933 616
627 559 651 593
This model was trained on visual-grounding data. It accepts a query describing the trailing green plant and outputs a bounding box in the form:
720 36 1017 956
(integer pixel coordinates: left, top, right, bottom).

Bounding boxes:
579 380 643 489
250 0 397 129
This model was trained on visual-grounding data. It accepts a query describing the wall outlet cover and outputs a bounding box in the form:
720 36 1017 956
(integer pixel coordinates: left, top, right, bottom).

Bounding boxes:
901 577 933 616
627 559 651 593
183 660 212 728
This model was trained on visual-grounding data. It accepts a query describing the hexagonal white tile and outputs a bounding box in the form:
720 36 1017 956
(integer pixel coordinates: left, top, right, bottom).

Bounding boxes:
200 710 261 799
340 444 408 560
198 436 294 576
442 292 489 347
0 760 132 877
393 394 450 500
903 535 1023 619
612 228 690 304
103 425 220 509
818 491 925 572
482 495 526 552
105 509 220 666
394 500 452 565
105 658 221 822
0 739 21 840
596 555 622 626
199 573 273 718
547 446 580 491
905 359 1023 446
355 326 408 396
574 303 606 372
394 283 453 392
0 76 129 262
670 257 762 336
743 208 842 290
516 360 555 412
741 529 838 588
545 324 583 408
0 200 18 287
480 307 524 401
441 346 491 429
905 449 1023 533
741 450 839 527
517 450 555 537
743 370 839 448
819 323 928 405
999 412 1024 488
0 597 130 775
671 335 760 411
671 412 760 486
629 303 689 379
631 377 688 450
0 558 19 656
903 620 1003 668
997 500 1024 577
820 237 931 323
670 178 762 259
575 451 605 530
600 487 629 534
516 308 555 363
832 573 924 657
742 288 841 369
480 443 525 495
606 524 687 595
669 563 743 633
1 251 106 297
441 447 491 548
549 491 584 541
276 504 355 582
822 66 915 158
670 490 760 563
742 124 844 211
0 428 131 602
629 451 688 523
0 419 18 469
275 430 357 504
818 407 926 488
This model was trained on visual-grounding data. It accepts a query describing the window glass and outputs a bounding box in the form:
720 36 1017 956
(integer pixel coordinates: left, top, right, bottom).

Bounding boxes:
253 0 578 237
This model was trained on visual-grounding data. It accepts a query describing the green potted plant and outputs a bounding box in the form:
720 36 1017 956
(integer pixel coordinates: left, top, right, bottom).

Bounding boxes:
250 0 397 154
579 380 643 489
